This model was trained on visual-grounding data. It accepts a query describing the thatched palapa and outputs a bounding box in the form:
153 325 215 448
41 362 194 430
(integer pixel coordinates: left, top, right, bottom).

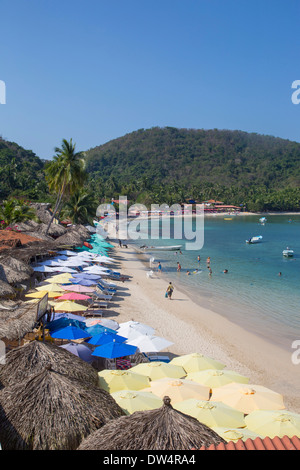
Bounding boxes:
54 230 87 247
77 396 226 450
0 280 15 299
0 340 99 388
0 365 125 450
0 302 38 341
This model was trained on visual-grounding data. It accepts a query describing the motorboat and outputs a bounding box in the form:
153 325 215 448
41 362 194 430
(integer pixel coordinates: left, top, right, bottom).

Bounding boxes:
246 236 263 244
283 248 294 257
259 217 267 224
139 245 183 252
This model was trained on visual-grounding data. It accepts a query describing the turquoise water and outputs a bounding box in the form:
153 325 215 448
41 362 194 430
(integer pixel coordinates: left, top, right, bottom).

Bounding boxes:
132 214 300 351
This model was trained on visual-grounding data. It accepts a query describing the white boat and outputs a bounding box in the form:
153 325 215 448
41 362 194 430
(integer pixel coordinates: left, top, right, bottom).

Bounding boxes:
283 248 294 257
140 245 182 252
246 236 263 244
259 217 267 224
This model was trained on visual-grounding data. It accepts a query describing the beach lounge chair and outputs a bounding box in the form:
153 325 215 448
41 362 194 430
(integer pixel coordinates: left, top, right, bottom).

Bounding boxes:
143 353 170 363
97 283 116 294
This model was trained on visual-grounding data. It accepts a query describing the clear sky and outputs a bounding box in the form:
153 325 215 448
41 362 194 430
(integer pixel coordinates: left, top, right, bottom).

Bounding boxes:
0 0 299 159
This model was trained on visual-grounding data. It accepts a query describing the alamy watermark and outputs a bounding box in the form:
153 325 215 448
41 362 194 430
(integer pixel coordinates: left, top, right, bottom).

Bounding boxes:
291 80 300 104
96 197 204 251
0 80 6 104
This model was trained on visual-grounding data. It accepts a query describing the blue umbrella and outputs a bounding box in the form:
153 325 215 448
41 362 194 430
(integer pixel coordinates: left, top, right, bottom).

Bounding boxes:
60 342 93 363
46 318 86 333
91 340 137 359
84 325 116 336
50 325 91 340
70 279 97 286
72 273 101 281
86 331 127 346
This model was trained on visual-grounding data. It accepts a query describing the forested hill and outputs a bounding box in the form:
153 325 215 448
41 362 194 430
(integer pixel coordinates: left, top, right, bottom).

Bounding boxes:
85 127 300 211
0 137 49 200
86 127 300 188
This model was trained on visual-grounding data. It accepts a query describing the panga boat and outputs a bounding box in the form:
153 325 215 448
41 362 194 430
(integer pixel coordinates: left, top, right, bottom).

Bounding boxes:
283 248 294 257
246 236 263 244
140 245 182 252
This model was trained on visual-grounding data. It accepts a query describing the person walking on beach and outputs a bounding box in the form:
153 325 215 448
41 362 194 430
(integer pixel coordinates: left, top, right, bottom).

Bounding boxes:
166 282 174 300
157 262 162 274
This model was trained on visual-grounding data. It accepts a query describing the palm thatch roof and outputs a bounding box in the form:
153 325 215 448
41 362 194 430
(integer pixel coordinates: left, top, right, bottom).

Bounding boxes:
38 223 67 238
0 255 33 276
0 242 59 264
77 396 226 451
0 365 125 450
0 280 15 299
0 340 99 388
0 302 38 340
54 230 87 247
0 262 31 285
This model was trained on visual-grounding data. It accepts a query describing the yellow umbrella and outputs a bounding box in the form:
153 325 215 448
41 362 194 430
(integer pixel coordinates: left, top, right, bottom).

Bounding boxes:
36 283 65 292
174 399 246 428
212 427 262 442
147 377 210 403
46 273 74 283
129 361 186 381
245 410 300 438
110 390 163 415
186 369 249 390
211 383 285 415
25 290 61 299
98 369 150 393
50 300 88 312
169 353 225 373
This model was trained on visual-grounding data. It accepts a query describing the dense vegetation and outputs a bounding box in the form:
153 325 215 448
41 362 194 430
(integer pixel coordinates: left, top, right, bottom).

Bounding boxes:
86 127 300 212
1 128 300 214
0 137 49 201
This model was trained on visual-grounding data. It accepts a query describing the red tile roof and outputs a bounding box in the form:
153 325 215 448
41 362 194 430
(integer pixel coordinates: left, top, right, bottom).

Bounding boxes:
199 435 300 450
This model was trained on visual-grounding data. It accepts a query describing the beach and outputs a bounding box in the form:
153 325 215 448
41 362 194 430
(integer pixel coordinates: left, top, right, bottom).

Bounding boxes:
108 241 300 414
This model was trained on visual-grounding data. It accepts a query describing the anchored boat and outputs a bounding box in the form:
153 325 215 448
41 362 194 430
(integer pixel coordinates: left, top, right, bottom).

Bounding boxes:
246 236 263 244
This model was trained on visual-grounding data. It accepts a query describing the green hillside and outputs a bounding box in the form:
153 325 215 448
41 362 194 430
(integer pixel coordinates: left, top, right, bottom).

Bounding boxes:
85 127 300 211
0 137 49 201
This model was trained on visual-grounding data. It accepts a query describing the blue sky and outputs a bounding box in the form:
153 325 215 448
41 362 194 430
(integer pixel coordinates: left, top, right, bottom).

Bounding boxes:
0 0 299 159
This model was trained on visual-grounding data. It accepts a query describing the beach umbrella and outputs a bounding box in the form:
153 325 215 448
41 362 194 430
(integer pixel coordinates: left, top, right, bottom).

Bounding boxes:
25 290 61 299
60 342 94 363
245 410 300 438
36 283 65 293
186 369 249 390
211 383 285 414
169 353 225 373
37 258 68 266
129 362 186 381
50 266 77 273
0 365 125 450
46 317 86 333
91 340 137 359
71 273 101 280
126 334 174 353
49 312 87 322
57 292 92 301
147 377 210 403
33 266 57 272
211 427 262 442
77 396 226 450
174 399 246 428
57 250 79 256
50 325 91 340
98 369 150 393
111 390 163 415
117 321 155 338
86 331 126 346
46 273 75 283
84 324 116 336
85 318 119 330
0 340 98 388
70 279 97 287
50 301 88 312
61 284 96 293
83 266 110 274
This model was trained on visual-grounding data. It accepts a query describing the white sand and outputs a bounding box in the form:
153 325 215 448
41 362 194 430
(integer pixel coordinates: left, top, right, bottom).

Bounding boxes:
105 243 300 414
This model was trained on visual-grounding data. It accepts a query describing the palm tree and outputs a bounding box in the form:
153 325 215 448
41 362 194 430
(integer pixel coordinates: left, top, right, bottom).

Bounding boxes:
0 198 37 228
61 189 98 225
44 139 86 235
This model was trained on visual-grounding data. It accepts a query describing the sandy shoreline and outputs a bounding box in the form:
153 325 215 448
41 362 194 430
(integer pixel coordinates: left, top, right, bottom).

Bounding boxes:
105 241 300 414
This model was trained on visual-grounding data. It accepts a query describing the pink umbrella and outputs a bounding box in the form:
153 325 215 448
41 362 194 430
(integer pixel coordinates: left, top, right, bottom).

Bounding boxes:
57 292 92 301
61 285 95 293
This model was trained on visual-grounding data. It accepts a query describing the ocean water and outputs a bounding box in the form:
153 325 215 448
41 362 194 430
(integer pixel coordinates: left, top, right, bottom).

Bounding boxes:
132 214 300 351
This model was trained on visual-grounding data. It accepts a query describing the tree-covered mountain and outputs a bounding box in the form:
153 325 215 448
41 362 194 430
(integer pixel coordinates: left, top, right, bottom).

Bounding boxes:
0 137 49 201
85 127 300 211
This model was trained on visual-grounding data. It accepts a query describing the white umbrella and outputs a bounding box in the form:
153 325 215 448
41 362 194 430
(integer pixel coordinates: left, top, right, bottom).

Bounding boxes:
58 259 90 267
51 266 77 273
117 321 155 338
37 257 68 265
126 334 174 353
57 250 79 256
83 266 110 274
33 266 58 272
